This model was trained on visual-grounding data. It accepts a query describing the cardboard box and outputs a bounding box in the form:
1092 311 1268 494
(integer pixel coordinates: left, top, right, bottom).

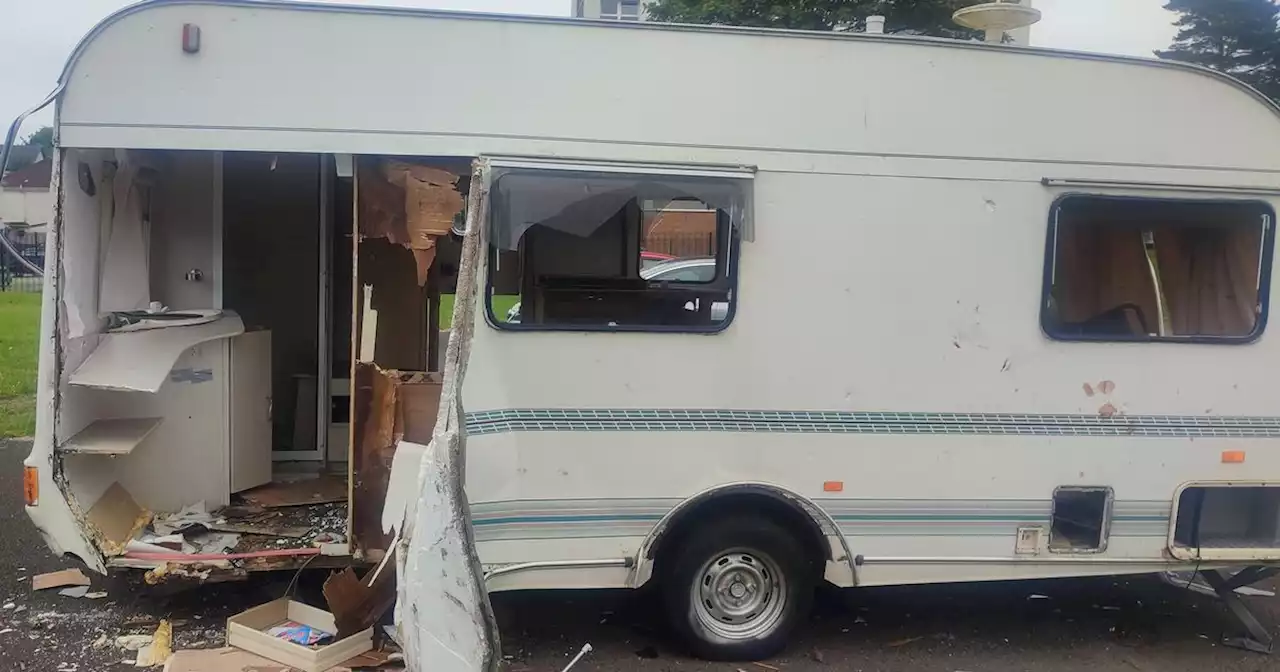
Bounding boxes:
226 598 373 672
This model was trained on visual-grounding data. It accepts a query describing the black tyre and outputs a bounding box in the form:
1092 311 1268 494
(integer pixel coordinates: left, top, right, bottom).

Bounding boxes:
662 515 816 661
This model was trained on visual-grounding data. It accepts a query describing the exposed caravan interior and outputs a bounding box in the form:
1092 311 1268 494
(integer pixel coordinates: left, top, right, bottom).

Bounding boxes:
1043 196 1271 341
55 149 465 568
51 148 735 570
24 0 1280 661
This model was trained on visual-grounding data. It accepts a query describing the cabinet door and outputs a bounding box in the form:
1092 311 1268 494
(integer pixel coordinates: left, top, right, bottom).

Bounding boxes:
230 331 273 492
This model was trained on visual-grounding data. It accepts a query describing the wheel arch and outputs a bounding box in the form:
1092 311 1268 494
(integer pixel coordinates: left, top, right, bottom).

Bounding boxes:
631 481 855 588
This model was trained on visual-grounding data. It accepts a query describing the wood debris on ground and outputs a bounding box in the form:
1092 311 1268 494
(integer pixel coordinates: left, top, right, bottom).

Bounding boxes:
93 480 349 581
32 569 92 591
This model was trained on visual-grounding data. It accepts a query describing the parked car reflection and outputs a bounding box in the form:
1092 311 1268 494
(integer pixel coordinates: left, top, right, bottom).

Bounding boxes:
504 256 728 324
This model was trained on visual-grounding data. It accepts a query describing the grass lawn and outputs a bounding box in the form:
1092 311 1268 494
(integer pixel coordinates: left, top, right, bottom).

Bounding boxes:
0 292 40 438
440 294 520 330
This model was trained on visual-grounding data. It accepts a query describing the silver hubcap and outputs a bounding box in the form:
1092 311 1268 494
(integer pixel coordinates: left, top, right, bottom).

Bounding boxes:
691 547 787 641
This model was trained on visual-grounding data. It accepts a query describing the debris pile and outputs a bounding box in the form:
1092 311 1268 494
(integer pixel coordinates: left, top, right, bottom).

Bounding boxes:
83 477 349 583
164 562 404 671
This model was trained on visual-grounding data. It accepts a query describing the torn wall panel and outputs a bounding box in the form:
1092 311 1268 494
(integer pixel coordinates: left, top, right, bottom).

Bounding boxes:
68 313 244 393
357 158 463 286
398 159 499 672
61 149 109 340
356 239 430 372
349 157 457 560
98 150 152 315
350 363 440 558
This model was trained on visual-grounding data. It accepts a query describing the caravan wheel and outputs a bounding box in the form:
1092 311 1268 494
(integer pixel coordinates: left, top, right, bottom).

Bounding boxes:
662 516 814 661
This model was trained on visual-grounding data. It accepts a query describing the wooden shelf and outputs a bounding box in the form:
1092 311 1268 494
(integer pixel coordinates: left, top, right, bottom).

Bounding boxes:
59 417 163 456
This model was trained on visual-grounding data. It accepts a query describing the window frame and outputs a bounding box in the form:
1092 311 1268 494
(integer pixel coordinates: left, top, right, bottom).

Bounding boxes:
483 172 743 335
1039 192 1276 345
600 0 641 20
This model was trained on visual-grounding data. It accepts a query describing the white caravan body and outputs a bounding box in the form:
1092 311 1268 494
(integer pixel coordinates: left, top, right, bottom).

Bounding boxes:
21 0 1280 607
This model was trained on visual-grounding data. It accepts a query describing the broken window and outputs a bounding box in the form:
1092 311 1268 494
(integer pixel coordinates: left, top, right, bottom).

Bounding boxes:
1042 196 1274 342
486 166 749 332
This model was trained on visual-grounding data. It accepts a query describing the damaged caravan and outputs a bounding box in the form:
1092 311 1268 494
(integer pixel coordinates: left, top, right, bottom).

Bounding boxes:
13 0 1280 660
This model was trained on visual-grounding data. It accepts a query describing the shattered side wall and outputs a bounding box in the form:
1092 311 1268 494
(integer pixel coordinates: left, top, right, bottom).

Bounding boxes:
350 364 440 557
396 159 500 672
350 157 463 560
358 159 462 286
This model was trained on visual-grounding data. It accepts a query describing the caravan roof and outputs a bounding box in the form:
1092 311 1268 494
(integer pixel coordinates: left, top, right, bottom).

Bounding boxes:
47 0 1280 179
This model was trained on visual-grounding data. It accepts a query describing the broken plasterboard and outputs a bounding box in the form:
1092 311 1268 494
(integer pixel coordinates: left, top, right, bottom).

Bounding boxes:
380 441 427 536
151 501 215 536
58 417 163 456
85 482 151 556
69 313 244 393
59 585 90 598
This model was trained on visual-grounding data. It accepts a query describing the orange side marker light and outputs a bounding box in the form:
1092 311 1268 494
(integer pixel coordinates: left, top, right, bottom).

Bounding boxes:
23 466 38 506
823 481 844 493
1222 450 1246 464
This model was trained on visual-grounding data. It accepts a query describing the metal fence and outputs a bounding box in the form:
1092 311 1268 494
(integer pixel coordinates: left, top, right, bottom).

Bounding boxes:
0 238 45 293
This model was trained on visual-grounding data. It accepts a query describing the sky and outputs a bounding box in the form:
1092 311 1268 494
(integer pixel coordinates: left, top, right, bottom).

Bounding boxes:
0 0 1178 136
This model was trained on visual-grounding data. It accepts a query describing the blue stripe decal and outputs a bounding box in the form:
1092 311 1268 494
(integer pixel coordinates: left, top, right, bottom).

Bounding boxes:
471 514 1167 525
468 499 1173 541
464 409 1280 438
473 514 664 526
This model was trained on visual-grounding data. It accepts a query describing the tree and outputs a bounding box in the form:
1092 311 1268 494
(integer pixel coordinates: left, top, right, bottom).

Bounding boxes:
24 126 53 159
1157 0 1280 101
646 0 981 39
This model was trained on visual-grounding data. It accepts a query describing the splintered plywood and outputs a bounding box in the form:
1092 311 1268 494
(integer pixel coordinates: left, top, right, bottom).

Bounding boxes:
350 363 441 556
357 158 462 286
59 417 162 455
85 482 151 556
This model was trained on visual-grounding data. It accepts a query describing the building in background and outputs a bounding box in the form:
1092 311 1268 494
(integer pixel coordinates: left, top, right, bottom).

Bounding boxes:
572 0 651 21
0 157 51 281
0 158 53 232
